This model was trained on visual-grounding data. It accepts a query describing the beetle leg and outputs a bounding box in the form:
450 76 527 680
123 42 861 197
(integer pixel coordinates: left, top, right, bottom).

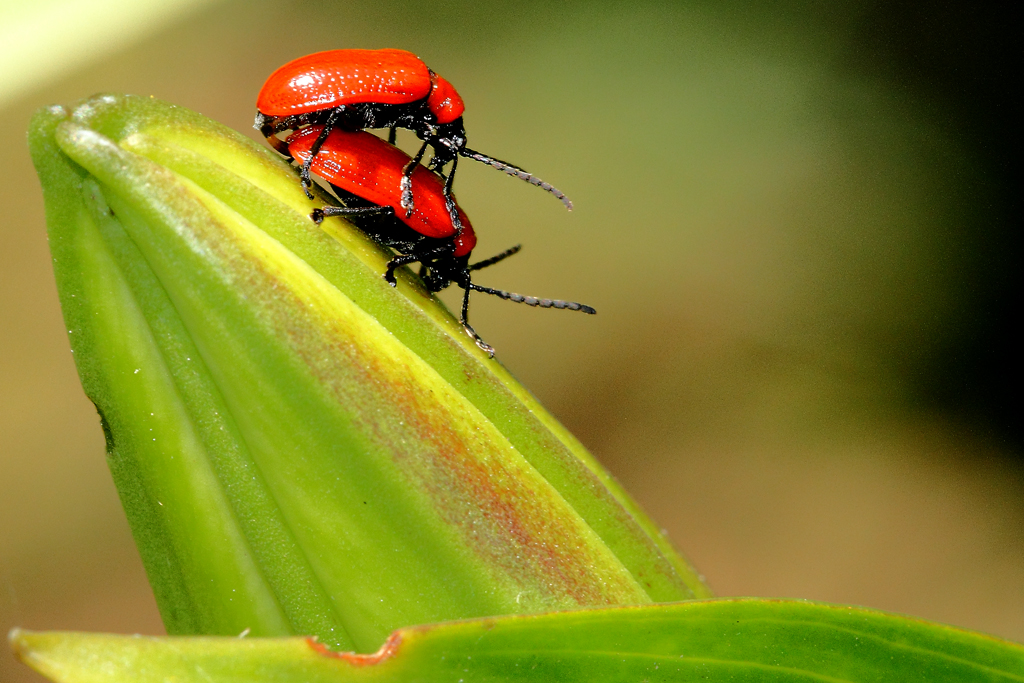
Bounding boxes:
400 140 430 217
442 154 457 194
383 253 423 287
381 242 452 288
310 205 395 224
441 154 463 236
388 126 397 145
254 113 293 156
301 108 345 199
457 275 495 357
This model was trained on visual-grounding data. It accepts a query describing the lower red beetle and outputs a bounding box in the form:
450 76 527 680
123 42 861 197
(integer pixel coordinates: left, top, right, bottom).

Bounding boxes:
285 125 595 356
255 48 572 221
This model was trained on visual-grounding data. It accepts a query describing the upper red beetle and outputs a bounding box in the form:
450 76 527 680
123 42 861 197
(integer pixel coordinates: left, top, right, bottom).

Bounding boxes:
256 48 572 219
285 125 594 356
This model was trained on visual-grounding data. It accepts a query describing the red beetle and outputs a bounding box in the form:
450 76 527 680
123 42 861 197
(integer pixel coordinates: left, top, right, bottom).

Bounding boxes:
286 125 594 356
256 48 572 219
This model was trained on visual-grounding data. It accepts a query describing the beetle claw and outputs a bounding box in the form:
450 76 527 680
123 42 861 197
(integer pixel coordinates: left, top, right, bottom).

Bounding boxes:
300 173 315 199
464 326 495 358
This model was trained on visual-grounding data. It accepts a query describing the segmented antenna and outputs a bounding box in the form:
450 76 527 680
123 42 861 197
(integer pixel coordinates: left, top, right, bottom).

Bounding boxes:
468 245 522 272
468 283 595 314
460 148 573 211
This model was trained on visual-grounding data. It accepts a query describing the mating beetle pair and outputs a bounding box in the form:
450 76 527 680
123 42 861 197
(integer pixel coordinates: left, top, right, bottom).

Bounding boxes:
256 48 593 356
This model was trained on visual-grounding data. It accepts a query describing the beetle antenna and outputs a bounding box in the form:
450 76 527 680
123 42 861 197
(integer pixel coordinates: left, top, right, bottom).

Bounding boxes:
460 148 573 211
468 245 522 271
467 282 595 314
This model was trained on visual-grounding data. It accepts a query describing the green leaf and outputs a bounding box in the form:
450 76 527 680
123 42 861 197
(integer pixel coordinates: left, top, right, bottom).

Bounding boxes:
28 93 708 651
13 599 1024 682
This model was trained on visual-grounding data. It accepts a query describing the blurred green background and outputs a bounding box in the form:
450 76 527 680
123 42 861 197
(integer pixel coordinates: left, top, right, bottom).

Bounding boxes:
1 0 1020 680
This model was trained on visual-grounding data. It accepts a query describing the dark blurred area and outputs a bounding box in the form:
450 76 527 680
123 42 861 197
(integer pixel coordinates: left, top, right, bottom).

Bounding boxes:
850 1 1020 447
1 1 1020 681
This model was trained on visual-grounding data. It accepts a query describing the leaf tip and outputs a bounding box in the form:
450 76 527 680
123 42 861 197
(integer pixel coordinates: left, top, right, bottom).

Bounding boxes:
8 627 36 666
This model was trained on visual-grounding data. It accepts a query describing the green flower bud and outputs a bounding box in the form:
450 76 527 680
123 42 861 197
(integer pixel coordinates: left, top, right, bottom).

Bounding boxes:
28 94 708 653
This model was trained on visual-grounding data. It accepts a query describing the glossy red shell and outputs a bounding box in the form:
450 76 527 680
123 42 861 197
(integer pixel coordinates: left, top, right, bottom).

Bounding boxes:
258 49 432 117
427 74 465 124
287 127 476 257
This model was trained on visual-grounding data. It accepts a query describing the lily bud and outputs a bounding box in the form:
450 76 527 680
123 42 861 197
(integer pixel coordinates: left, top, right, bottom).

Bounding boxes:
28 94 708 653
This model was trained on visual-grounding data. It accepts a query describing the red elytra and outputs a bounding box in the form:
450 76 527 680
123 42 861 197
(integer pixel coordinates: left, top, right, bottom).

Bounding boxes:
255 48 567 215
287 126 476 257
284 125 595 357
258 49 465 123
424 73 464 125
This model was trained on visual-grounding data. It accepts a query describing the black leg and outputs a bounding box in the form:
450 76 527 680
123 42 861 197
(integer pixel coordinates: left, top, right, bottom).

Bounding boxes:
400 140 430 217
254 113 294 156
440 154 464 234
272 113 316 134
383 243 453 287
458 280 495 357
388 126 397 145
310 205 395 224
442 153 457 196
301 108 345 200
383 253 423 287
461 147 573 211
